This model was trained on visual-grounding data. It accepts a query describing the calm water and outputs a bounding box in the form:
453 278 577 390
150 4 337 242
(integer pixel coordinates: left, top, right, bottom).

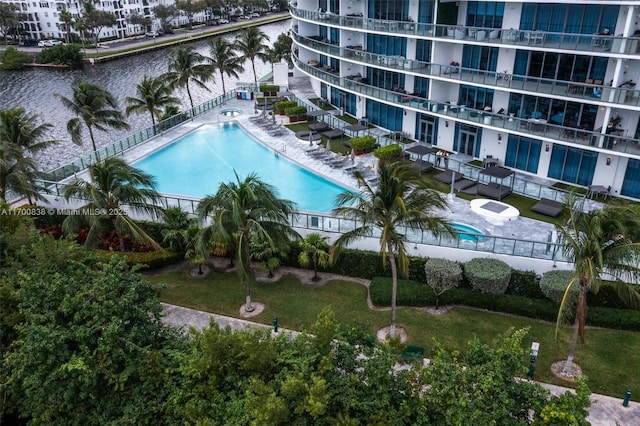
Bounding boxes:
133 123 348 212
0 21 291 171
450 222 486 242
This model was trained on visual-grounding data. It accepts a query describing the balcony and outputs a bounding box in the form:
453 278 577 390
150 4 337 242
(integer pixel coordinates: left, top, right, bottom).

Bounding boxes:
294 56 640 157
292 31 640 109
290 6 640 56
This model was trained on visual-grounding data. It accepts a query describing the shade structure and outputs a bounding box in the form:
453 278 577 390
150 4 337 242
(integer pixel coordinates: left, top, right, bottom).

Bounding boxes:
405 145 435 157
344 124 368 132
479 166 515 180
307 110 330 118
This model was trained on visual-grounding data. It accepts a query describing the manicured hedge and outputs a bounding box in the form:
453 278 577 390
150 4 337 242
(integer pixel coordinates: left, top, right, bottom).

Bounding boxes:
373 144 402 160
275 100 298 114
285 106 307 116
369 277 640 331
349 135 377 151
94 250 182 270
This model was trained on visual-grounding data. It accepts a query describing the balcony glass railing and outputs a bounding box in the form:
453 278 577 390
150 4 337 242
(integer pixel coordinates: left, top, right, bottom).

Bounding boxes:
290 6 640 56
294 56 640 156
292 31 640 108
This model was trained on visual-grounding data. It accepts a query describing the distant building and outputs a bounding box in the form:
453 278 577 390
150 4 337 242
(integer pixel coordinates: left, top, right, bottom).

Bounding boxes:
291 1 640 199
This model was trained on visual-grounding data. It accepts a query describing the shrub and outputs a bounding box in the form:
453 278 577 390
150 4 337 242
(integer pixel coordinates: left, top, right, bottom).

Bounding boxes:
464 258 511 295
539 269 578 303
284 105 307 117
93 249 182 270
373 144 402 160
1 47 32 70
35 44 84 68
259 84 280 94
506 269 546 299
274 100 297 114
424 258 462 308
349 135 377 151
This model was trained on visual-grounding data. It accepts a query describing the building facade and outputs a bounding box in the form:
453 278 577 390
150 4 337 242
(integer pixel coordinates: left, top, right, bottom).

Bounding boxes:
290 1 640 199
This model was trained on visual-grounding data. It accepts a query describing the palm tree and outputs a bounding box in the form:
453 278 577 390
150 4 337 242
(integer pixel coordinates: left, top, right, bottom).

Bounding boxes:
207 37 244 98
332 160 452 338
55 80 130 161
125 75 180 128
0 107 59 155
162 45 212 110
0 143 45 203
160 206 194 252
197 172 298 311
298 232 330 281
251 233 288 278
555 198 640 376
62 157 164 254
235 27 270 88
59 9 73 44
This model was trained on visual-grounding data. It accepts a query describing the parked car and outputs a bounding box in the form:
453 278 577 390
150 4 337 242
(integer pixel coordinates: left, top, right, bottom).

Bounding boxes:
145 31 161 37
250 12 260 18
217 18 229 24
38 40 62 47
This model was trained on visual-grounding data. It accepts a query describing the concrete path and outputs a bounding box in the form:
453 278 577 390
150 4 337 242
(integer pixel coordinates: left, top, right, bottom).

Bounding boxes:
161 303 640 425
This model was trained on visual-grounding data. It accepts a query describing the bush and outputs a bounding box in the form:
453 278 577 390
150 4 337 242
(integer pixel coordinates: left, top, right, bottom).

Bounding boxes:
464 258 512 295
259 84 280 94
349 135 377 151
1 47 32 70
373 144 402 160
93 249 182 270
424 258 462 308
506 270 546 299
274 100 297 114
35 44 84 68
284 105 307 117
539 269 578 303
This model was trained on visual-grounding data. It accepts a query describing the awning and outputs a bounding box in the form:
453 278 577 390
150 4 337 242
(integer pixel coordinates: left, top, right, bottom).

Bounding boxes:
307 110 330 118
344 124 368 132
405 145 435 157
479 166 514 179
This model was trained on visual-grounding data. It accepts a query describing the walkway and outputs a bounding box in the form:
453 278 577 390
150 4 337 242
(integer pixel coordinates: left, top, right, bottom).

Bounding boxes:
161 302 640 426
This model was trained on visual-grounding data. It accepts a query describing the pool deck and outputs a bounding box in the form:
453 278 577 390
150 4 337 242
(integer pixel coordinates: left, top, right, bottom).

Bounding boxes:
118 82 601 249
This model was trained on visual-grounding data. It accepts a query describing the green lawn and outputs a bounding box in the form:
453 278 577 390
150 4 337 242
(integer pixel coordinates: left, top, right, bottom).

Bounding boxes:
149 267 640 400
285 122 351 154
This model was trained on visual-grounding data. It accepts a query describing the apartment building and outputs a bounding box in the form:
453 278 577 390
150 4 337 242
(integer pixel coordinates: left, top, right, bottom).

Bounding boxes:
290 1 640 199
3 0 187 41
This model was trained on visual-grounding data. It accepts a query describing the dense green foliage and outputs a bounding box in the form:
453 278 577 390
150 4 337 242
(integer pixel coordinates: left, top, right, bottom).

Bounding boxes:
348 135 377 151
259 84 280 93
34 44 84 68
1 47 31 70
464 257 512 295
540 270 578 303
424 258 462 307
373 143 402 159
284 105 307 116
274 100 297 114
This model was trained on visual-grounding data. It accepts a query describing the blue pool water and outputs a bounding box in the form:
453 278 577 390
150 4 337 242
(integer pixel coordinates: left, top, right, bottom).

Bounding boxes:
133 123 349 212
450 222 486 242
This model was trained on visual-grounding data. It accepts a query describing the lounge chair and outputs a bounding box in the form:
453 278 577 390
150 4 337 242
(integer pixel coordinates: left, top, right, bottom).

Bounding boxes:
531 198 564 217
434 170 464 184
477 182 512 200
323 129 345 139
411 159 434 174
309 122 331 132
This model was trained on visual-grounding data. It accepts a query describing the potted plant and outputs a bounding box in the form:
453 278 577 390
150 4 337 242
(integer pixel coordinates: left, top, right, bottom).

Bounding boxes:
373 143 403 161
285 105 308 123
608 114 622 130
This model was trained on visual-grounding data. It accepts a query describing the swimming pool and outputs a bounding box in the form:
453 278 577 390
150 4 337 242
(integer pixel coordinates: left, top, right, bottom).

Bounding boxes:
133 123 349 212
449 222 486 242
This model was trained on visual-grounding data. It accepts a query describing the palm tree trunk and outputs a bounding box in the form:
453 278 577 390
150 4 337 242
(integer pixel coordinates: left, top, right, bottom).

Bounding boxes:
220 71 226 99
114 219 125 254
387 241 398 338
87 125 100 162
240 235 254 312
251 58 258 88
562 315 580 376
186 82 194 111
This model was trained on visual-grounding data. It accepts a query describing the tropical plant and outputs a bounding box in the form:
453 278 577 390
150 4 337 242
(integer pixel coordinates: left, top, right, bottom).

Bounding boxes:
62 157 164 254
1 47 31 70
207 37 244 98
0 143 45 203
250 233 288 278
554 198 640 376
235 27 270 88
59 9 74 44
162 45 213 110
0 107 58 155
332 160 452 337
0 3 20 45
298 232 330 281
34 44 84 68
197 172 298 311
55 80 130 161
82 0 116 49
126 75 180 128
464 257 512 295
160 206 194 252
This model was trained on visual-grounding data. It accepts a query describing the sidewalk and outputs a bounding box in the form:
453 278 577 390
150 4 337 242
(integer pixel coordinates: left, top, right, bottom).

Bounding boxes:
161 303 640 426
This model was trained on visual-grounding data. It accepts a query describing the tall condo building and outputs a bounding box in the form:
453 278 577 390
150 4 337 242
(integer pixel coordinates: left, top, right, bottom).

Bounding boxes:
290 1 640 199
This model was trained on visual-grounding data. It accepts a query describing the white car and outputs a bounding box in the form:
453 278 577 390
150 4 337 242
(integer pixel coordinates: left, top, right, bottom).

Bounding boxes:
38 40 63 47
250 13 260 18
217 18 229 24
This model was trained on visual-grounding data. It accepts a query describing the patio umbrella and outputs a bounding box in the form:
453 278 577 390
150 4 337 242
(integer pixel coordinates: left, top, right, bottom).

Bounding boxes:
309 132 313 146
350 149 355 164
326 138 332 153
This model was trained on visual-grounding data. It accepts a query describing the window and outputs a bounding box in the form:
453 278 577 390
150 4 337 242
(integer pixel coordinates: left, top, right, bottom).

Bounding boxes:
508 93 597 130
366 99 403 131
366 34 406 56
505 136 541 173
513 51 607 83
459 85 494 110
466 1 504 28
414 39 431 62
368 0 408 21
520 3 619 35
548 145 596 185
621 159 640 199
417 0 435 24
461 45 498 72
